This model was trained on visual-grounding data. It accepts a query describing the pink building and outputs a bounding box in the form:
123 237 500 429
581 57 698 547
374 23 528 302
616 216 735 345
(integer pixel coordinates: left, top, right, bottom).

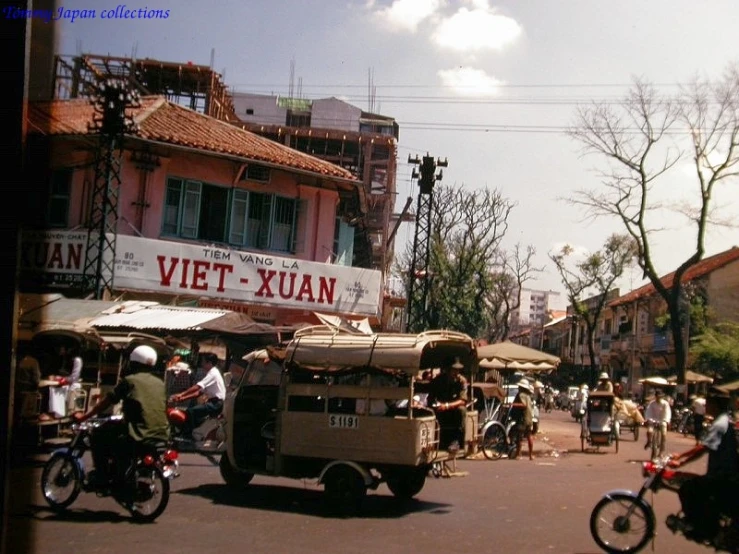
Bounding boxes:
23 96 383 326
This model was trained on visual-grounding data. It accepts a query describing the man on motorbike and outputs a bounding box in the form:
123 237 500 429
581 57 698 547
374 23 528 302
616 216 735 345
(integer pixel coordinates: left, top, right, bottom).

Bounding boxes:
668 387 739 543
73 345 170 487
169 352 226 437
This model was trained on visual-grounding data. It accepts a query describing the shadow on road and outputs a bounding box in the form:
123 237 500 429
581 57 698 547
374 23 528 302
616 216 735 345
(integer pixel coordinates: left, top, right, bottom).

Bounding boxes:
18 504 141 524
176 482 451 519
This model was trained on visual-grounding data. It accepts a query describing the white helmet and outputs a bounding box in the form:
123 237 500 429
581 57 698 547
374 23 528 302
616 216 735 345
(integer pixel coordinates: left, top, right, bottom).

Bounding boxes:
129 345 157 366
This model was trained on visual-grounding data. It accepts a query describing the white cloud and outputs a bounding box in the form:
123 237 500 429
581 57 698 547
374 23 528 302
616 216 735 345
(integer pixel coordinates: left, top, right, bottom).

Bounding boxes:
372 0 445 33
432 6 522 52
437 66 504 96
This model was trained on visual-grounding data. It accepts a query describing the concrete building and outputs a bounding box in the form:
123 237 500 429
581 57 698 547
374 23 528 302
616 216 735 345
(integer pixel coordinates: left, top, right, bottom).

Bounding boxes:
511 288 566 327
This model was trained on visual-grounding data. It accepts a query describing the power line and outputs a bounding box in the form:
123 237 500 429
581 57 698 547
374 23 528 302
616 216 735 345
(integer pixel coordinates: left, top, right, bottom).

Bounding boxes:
229 82 686 90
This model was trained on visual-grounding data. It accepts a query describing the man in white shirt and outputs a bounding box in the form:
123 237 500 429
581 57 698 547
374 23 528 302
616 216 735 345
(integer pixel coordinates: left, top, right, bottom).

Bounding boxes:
170 352 226 435
644 388 672 454
691 394 707 445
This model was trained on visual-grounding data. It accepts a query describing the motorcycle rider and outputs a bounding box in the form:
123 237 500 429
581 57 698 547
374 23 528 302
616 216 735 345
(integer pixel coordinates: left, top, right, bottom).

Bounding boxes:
169 352 226 437
668 387 739 542
73 344 170 487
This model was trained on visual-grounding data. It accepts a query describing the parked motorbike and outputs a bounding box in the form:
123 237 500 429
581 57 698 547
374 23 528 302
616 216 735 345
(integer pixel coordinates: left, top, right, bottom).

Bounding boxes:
166 405 226 465
590 456 738 553
40 415 179 522
671 407 692 434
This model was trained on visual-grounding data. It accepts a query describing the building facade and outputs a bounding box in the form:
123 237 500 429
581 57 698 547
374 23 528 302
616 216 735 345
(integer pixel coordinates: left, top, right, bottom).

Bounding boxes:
231 93 404 275
22 96 384 327
545 247 739 392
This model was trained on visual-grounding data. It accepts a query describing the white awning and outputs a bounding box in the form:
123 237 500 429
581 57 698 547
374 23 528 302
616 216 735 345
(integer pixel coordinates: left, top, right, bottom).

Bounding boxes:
89 304 228 331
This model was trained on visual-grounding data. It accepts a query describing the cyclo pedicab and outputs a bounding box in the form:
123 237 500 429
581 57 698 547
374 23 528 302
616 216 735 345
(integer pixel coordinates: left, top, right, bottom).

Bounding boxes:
220 326 479 514
580 390 619 453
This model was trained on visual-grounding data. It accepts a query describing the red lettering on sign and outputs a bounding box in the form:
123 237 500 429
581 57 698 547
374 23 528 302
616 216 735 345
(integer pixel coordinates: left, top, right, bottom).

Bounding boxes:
317 276 336 304
47 243 65 269
213 263 233 292
157 256 179 287
66 243 82 269
179 259 190 289
255 269 276 298
278 272 297 299
295 274 315 302
191 260 210 291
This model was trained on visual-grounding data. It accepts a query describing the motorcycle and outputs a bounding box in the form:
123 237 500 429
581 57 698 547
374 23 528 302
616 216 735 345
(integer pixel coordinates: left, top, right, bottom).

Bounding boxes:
166 404 227 465
590 456 738 553
40 415 179 522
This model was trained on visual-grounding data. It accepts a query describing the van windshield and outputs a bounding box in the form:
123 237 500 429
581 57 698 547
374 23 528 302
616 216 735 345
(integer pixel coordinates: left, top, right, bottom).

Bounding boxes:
241 357 283 386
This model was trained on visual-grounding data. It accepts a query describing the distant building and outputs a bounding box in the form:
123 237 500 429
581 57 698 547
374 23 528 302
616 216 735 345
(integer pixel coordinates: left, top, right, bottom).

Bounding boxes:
511 288 566 327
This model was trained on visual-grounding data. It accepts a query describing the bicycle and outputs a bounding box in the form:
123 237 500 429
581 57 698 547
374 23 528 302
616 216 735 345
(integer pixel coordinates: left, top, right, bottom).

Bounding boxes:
644 419 666 460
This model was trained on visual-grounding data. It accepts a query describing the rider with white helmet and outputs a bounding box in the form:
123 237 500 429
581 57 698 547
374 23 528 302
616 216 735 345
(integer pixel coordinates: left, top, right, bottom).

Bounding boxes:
74 344 170 486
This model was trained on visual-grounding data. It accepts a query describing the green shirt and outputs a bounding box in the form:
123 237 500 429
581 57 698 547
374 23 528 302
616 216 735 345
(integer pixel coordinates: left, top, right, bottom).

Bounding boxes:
108 371 170 443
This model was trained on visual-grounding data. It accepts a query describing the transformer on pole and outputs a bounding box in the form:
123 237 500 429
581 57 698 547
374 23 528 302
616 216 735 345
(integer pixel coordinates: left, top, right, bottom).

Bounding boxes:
405 153 447 333
82 79 140 300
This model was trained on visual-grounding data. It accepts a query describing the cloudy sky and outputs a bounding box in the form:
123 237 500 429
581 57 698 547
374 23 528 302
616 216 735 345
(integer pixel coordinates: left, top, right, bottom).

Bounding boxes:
56 0 739 297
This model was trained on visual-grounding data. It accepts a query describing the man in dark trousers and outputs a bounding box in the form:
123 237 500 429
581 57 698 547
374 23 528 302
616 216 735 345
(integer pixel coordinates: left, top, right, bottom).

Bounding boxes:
428 357 468 451
74 345 170 487
668 387 739 542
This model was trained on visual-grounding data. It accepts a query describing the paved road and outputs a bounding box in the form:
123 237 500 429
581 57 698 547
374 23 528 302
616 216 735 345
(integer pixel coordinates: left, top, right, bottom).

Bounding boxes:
6 409 708 554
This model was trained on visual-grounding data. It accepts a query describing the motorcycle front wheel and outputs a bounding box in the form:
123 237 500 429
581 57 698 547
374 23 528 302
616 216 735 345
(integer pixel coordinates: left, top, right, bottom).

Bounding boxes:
590 493 655 553
41 452 81 510
126 465 170 523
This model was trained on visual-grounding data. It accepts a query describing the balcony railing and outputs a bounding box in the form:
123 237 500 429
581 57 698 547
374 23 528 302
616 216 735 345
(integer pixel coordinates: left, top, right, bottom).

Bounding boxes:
637 332 674 353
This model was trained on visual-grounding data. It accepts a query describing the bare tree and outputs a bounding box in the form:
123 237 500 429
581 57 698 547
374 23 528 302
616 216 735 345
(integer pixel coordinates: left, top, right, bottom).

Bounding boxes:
550 234 637 383
567 66 739 383
488 244 544 341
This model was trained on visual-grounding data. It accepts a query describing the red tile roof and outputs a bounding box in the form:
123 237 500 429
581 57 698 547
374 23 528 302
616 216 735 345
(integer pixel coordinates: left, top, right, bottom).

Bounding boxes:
27 97 358 182
610 246 739 307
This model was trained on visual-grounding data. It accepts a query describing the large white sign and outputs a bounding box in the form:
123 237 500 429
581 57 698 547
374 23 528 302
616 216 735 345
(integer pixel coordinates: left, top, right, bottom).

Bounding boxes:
114 235 382 317
19 230 88 287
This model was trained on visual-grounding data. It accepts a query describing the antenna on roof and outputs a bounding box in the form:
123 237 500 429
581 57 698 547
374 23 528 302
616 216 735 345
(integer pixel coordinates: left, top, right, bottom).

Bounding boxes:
368 67 376 112
298 76 303 99
289 57 295 98
210 47 215 69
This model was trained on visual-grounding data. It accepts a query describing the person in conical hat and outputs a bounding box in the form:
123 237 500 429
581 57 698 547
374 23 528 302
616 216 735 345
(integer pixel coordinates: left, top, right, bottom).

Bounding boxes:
510 378 535 460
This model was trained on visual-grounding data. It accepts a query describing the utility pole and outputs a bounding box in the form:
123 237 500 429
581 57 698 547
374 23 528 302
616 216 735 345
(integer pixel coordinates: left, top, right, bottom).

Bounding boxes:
82 79 140 300
405 153 447 333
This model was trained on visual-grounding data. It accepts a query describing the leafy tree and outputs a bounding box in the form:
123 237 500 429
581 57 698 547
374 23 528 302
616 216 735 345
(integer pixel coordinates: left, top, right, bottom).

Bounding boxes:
549 234 636 383
396 184 539 338
567 66 739 384
691 322 739 383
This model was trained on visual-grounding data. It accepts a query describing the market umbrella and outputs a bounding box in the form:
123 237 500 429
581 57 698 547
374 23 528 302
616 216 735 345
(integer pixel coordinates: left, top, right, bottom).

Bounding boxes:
477 341 560 372
667 370 714 384
716 379 739 393
638 376 672 387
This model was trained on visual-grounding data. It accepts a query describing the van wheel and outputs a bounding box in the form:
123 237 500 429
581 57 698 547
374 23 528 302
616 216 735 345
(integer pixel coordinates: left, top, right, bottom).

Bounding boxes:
386 467 426 499
323 465 366 516
219 454 254 488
